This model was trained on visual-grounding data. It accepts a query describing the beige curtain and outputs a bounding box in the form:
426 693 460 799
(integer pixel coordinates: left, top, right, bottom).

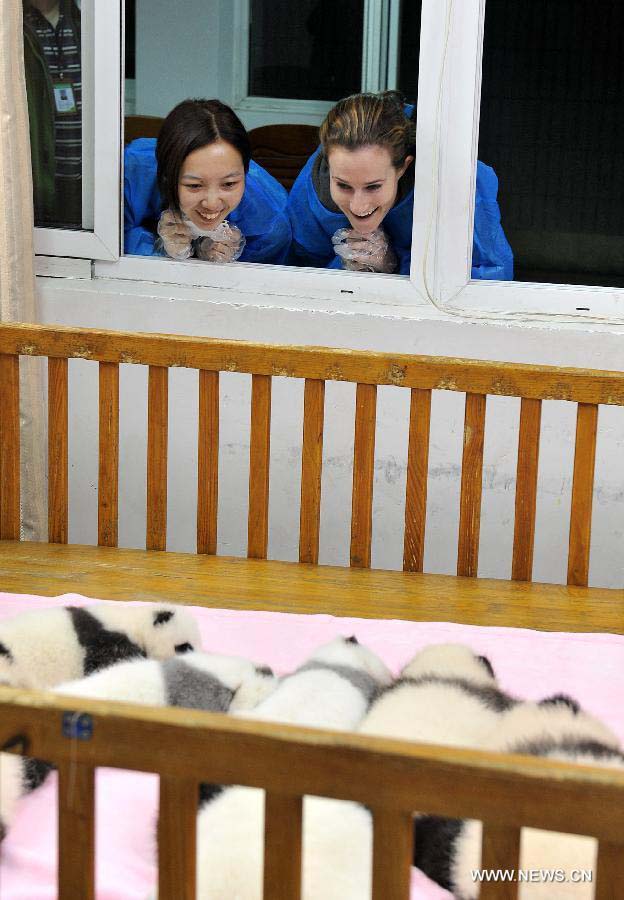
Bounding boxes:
0 0 47 540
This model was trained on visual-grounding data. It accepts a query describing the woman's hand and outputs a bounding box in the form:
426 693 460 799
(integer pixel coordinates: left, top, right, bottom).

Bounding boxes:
332 227 398 274
195 222 246 263
156 210 194 260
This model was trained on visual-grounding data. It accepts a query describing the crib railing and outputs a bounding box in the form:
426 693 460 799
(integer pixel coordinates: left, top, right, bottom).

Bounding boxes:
2 322 624 584
1 686 624 900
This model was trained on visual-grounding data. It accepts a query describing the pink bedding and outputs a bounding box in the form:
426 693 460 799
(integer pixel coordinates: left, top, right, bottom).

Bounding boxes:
1 590 623 899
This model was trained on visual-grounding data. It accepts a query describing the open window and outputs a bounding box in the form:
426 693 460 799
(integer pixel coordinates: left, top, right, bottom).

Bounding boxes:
35 0 623 323
430 0 624 320
98 0 431 307
27 0 121 261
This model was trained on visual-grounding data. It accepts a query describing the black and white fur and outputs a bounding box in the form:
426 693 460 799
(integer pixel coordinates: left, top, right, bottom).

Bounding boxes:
360 642 516 748
274 643 512 900
0 651 275 842
414 693 624 899
0 602 201 689
147 636 392 900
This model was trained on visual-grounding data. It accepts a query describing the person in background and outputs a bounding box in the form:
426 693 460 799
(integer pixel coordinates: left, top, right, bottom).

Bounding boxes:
287 90 514 279
124 99 292 265
23 0 82 228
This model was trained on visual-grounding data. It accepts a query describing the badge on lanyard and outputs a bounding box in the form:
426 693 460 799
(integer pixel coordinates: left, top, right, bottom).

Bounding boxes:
53 82 77 114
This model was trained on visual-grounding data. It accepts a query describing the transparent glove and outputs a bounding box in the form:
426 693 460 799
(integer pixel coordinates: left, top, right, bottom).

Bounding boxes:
331 227 397 274
195 220 246 263
156 209 194 260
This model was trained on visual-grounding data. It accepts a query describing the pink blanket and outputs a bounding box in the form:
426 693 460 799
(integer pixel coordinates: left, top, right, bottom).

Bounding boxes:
1 590 623 899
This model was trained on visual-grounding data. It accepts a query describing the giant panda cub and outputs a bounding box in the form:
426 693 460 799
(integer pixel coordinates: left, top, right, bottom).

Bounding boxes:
160 636 393 900
359 642 516 748
0 651 276 842
289 643 514 900
414 693 624 899
0 601 201 689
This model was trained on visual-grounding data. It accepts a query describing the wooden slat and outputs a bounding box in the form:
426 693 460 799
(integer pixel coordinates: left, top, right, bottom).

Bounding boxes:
457 393 487 577
5 322 624 406
3 688 624 843
263 793 302 900
0 354 20 540
247 374 271 559
596 840 624 899
197 370 219 554
567 403 598 587
48 357 68 543
299 378 325 564
403 388 431 572
158 776 196 900
57 762 95 900
98 362 119 547
480 824 521 899
351 383 377 568
511 398 541 581
147 366 168 551
372 809 413 900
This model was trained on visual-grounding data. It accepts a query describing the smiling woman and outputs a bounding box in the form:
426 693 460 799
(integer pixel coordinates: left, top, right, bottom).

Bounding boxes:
123 98 292 264
288 90 514 279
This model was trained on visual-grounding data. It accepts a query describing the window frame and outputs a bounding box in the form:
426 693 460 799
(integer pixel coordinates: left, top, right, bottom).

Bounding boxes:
50 0 624 324
430 0 624 321
227 0 399 125
94 0 431 307
33 0 121 261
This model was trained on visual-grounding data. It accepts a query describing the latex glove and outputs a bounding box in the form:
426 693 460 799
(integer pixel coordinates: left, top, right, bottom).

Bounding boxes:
156 209 194 260
195 220 246 263
332 227 397 274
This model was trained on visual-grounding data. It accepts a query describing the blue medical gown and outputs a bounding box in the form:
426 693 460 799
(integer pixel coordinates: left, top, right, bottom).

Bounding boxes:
124 138 292 265
287 148 513 280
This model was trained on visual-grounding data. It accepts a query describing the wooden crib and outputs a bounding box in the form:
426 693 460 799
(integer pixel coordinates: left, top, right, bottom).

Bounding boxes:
0 321 623 900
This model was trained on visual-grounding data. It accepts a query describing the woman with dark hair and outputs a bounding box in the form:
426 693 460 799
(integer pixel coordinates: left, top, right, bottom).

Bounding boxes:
287 91 513 278
124 99 291 264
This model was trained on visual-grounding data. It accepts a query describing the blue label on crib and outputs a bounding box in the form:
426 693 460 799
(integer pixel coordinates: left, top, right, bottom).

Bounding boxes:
62 712 93 740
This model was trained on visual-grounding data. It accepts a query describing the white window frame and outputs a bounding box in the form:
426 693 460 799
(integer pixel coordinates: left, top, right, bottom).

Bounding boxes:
226 0 400 125
55 0 624 325
428 0 624 321
34 0 121 261
95 0 431 308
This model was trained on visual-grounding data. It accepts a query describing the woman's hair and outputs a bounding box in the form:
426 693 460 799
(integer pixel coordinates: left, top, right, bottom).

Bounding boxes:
319 91 415 169
156 99 251 213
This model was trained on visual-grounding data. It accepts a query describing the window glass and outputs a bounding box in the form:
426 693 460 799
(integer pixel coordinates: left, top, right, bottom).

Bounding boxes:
396 0 421 105
23 0 83 229
248 0 365 101
478 0 624 288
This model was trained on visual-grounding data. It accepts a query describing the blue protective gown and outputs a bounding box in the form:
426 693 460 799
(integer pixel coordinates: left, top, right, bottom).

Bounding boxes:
124 138 292 265
287 148 514 280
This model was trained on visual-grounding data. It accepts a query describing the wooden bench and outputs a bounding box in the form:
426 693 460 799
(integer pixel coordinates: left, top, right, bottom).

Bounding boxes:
1 321 623 899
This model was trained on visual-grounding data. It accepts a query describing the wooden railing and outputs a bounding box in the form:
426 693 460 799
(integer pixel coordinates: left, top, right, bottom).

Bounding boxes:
1 687 624 900
2 322 622 584
1 323 624 898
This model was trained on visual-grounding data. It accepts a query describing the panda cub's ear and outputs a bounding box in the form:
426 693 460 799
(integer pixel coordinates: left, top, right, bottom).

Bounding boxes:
477 654 495 679
538 693 580 714
153 610 174 626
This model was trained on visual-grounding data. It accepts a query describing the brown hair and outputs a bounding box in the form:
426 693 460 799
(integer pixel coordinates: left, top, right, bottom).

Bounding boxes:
319 91 415 169
156 99 251 214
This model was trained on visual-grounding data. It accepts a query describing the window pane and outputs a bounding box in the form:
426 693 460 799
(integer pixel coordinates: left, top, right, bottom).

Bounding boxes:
248 0 365 101
24 0 84 229
396 0 421 104
479 0 624 287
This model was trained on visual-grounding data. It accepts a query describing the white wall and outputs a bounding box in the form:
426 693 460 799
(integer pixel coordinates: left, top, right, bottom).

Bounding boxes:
35 274 624 590
132 0 330 128
134 0 222 117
